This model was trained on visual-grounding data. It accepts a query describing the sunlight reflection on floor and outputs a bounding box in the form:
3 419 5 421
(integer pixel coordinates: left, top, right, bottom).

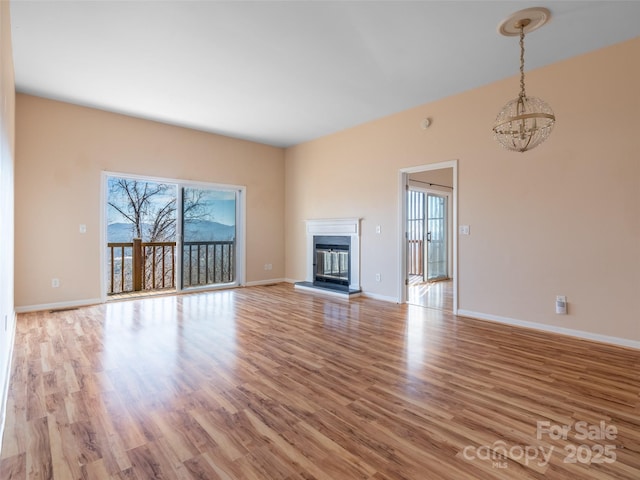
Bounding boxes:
408 279 453 312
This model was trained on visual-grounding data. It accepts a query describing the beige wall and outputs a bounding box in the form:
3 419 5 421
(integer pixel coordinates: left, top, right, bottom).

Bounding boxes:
409 168 453 189
0 0 16 445
285 37 640 344
15 95 285 308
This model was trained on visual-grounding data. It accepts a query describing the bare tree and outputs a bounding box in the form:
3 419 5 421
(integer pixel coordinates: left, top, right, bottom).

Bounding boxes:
108 178 176 241
182 188 209 224
107 178 178 293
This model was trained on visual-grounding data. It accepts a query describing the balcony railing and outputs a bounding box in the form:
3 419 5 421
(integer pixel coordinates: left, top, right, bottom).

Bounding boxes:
183 241 235 287
107 239 235 295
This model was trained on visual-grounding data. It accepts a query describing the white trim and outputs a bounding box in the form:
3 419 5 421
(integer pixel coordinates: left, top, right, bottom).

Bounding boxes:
361 292 400 303
245 278 286 287
100 172 107 303
236 188 247 289
398 160 458 313
15 298 103 314
0 312 16 458
457 309 640 350
306 218 360 235
176 182 184 292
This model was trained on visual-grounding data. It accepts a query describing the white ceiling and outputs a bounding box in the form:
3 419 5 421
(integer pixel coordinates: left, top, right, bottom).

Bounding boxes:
10 1 640 147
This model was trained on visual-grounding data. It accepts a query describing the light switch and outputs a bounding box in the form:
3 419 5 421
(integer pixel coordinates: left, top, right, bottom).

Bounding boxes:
459 225 470 235
79 224 87 234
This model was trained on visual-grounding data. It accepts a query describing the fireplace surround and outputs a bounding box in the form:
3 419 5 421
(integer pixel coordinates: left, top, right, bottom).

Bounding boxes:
295 218 361 296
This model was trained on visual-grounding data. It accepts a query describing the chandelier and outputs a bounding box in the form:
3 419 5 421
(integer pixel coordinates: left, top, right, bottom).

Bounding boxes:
493 8 556 152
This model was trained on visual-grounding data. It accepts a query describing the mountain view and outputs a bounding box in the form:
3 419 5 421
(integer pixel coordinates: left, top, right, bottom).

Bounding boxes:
183 219 235 242
108 220 235 243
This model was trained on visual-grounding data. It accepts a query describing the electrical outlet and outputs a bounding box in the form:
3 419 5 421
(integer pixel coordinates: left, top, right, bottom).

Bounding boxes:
556 295 567 315
51 278 60 288
375 273 381 282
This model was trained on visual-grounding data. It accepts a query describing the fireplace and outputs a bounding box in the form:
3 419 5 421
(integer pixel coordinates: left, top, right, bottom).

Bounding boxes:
295 218 361 296
313 235 351 290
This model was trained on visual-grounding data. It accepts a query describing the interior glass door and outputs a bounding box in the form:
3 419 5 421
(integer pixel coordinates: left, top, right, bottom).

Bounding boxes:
426 193 448 281
406 189 426 281
182 186 237 289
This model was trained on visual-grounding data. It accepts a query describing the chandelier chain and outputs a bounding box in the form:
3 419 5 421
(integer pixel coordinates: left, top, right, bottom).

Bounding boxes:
519 25 526 99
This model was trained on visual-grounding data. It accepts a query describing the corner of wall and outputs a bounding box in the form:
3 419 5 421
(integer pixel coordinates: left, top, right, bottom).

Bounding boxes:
0 0 17 457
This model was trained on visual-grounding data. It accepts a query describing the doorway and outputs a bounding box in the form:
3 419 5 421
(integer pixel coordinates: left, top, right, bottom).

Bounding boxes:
399 161 457 313
102 172 245 300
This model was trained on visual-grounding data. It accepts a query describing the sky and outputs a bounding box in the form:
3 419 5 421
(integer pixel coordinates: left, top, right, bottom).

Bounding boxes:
186 187 236 226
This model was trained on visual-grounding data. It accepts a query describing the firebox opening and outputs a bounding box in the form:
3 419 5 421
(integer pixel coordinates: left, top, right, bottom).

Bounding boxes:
313 235 351 291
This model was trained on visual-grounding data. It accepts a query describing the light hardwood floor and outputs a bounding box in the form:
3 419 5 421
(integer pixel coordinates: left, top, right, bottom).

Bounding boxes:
407 278 453 312
1 283 638 479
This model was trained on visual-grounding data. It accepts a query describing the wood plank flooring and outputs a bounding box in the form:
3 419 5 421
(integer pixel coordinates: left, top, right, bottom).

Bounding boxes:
407 279 453 312
1 283 639 479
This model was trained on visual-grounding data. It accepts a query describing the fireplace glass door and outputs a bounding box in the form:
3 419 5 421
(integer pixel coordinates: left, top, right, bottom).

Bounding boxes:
315 245 349 286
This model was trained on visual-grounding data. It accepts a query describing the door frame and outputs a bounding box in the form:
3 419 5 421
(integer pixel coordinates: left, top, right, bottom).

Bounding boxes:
100 171 246 302
397 160 457 313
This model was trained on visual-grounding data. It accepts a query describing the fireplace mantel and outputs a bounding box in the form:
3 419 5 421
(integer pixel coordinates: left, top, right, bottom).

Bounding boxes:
306 218 360 237
304 218 361 292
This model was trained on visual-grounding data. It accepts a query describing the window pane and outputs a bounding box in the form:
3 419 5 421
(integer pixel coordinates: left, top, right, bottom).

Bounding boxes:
182 187 237 288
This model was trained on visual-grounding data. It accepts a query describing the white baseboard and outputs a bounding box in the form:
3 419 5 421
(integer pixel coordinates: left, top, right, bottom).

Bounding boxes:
0 311 16 458
361 292 400 303
15 298 103 314
457 309 640 350
244 278 286 287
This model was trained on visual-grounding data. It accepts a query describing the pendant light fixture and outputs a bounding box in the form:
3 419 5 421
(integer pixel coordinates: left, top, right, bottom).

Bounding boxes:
493 7 556 152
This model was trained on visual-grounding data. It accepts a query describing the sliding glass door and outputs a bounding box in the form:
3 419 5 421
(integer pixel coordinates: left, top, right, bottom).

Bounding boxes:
104 173 243 298
182 186 237 289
